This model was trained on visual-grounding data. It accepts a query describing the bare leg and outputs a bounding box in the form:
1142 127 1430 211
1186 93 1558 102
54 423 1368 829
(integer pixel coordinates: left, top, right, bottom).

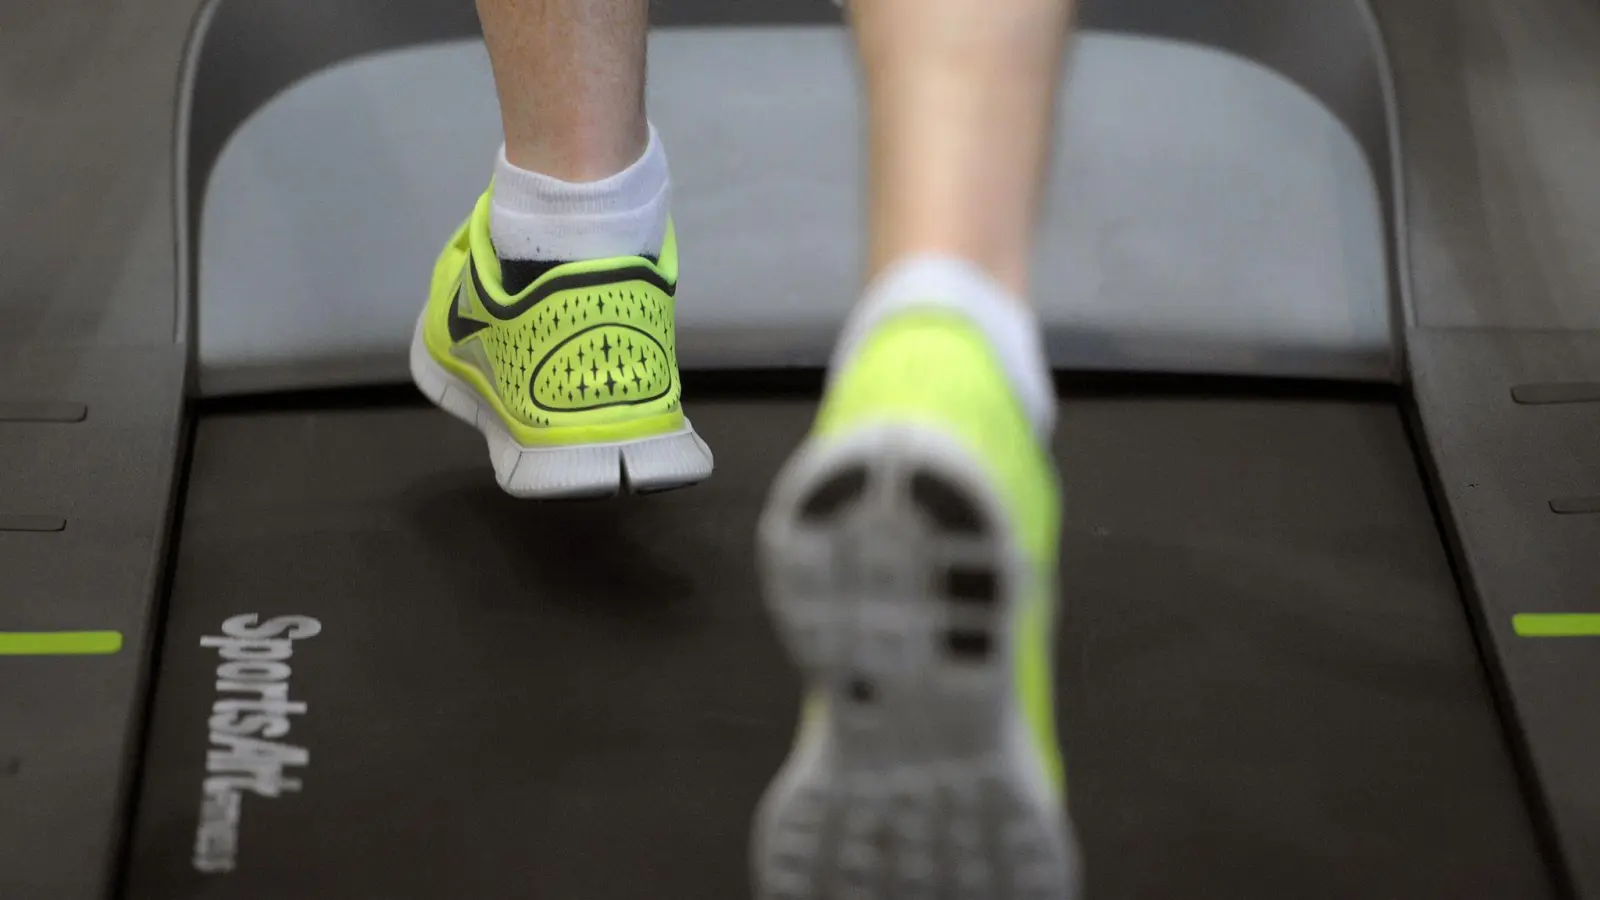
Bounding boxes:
476 0 650 181
851 0 1076 297
752 8 1081 897
473 0 667 284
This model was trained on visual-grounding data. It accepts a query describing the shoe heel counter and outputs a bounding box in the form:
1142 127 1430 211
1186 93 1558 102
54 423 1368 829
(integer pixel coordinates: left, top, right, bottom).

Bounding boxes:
481 272 682 431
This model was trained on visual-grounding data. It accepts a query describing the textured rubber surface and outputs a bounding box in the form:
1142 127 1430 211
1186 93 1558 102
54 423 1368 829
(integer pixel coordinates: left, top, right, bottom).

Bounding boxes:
410 320 713 498
0 516 67 533
0 402 87 423
755 424 1080 900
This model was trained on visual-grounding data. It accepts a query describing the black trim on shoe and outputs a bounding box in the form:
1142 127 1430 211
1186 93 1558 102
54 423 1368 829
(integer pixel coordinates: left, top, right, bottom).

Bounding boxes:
500 254 662 294
470 255 676 322
446 281 492 343
499 259 563 294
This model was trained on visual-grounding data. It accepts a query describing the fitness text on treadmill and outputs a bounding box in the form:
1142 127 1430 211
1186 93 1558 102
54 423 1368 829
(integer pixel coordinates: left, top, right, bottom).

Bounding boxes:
191 614 322 874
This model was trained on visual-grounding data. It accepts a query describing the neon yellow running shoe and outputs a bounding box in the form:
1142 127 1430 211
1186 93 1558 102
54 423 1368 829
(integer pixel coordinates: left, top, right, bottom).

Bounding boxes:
409 191 713 498
754 309 1080 900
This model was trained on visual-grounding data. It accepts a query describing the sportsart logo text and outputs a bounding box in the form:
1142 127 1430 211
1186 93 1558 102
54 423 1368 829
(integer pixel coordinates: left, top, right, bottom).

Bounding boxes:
192 614 321 874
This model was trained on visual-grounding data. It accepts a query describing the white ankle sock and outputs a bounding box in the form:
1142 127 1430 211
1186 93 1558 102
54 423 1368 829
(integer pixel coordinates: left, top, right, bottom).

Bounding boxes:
831 257 1057 437
489 124 670 263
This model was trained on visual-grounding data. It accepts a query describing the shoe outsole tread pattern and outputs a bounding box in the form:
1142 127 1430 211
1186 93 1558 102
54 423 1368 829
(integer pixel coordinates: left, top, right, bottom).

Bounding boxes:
756 424 1081 900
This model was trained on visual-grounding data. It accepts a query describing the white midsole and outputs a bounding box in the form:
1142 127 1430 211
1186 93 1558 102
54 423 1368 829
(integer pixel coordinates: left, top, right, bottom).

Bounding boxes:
409 316 714 498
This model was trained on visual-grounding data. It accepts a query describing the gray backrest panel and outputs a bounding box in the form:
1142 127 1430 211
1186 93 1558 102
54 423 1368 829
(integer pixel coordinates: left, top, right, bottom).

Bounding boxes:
193 32 1389 392
178 0 841 261
1083 0 1393 192
1079 0 1402 341
177 0 1401 386
181 0 473 226
181 0 1394 215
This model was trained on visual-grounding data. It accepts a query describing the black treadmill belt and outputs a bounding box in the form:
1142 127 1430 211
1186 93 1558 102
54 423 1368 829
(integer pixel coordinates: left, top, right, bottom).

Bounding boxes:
125 393 1555 899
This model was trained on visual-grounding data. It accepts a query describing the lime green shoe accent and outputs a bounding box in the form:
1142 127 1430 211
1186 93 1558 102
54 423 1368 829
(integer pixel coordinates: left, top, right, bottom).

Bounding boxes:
420 191 687 447
812 310 1065 790
1514 614 1600 637
0 631 123 656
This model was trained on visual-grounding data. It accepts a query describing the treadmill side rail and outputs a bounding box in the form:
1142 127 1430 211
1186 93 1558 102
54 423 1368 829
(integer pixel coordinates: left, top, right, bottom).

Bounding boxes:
0 342 187 900
1409 327 1600 900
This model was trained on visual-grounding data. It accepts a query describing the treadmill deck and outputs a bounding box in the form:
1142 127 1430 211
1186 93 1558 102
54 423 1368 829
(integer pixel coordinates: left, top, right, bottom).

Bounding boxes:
123 390 1554 900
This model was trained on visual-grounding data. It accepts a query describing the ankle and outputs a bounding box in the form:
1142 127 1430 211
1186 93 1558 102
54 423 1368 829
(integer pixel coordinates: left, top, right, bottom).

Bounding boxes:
489 124 670 281
870 239 1030 296
503 113 650 183
833 256 1055 437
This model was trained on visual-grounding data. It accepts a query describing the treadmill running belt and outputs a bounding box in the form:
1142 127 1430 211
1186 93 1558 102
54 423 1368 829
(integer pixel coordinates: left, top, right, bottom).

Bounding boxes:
124 392 1556 900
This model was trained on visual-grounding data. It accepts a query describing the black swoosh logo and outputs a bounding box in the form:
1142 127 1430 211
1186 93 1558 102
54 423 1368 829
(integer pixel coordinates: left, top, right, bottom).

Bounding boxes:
469 255 676 322
447 280 492 343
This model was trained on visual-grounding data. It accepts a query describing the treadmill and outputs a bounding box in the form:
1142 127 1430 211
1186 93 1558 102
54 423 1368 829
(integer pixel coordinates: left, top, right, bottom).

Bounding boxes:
3 0 1596 898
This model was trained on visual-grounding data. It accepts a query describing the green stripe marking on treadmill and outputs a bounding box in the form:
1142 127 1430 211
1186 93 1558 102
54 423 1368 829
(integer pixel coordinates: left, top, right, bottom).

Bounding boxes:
1513 615 1600 638
0 631 123 655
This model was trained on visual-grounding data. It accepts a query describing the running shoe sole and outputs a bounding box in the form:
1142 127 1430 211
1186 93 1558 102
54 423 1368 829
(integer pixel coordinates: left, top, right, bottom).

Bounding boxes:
754 423 1080 900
